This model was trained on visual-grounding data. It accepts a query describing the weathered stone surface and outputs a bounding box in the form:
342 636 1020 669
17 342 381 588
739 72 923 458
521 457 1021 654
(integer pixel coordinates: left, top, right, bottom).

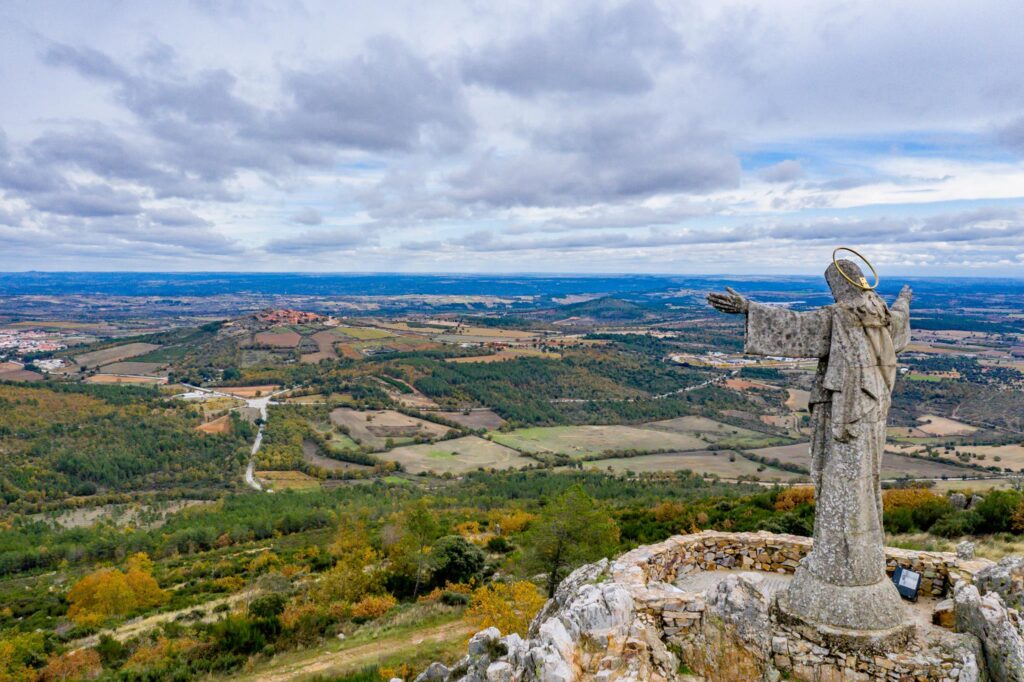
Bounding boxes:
710 263 914 633
957 541 976 560
414 661 450 682
975 555 1024 610
953 581 1024 681
415 531 996 681
932 598 956 629
468 627 502 656
950 493 968 509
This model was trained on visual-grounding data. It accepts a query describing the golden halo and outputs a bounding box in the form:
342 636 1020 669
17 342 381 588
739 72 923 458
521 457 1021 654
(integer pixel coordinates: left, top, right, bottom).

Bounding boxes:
832 247 879 290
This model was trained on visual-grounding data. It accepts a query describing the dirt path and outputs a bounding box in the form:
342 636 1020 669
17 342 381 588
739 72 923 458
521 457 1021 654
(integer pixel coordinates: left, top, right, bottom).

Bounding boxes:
70 589 255 650
238 619 473 682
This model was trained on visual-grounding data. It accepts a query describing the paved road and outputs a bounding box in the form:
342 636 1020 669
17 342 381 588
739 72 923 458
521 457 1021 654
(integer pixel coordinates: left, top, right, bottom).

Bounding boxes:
180 384 290 492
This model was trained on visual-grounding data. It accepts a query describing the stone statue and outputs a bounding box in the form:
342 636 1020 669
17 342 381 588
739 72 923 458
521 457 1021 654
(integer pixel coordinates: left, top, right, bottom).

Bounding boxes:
708 260 913 637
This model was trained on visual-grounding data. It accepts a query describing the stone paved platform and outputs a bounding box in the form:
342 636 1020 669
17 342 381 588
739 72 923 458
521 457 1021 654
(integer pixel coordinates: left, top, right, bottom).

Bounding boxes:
674 568 944 633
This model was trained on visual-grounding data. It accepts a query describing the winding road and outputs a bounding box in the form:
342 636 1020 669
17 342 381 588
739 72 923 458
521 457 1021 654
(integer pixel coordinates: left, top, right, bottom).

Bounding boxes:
180 384 291 493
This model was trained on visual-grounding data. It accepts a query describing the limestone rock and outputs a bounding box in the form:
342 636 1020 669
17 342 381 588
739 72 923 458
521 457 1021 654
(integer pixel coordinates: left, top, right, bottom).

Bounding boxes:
957 541 976 560
413 531 1011 682
676 574 771 680
415 661 450 682
975 556 1024 610
953 581 1024 681
485 661 512 682
950 493 968 509
468 627 502 656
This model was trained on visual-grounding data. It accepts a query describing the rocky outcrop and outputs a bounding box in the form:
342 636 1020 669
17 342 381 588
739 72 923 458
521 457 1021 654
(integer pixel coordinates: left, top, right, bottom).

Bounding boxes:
975 556 1024 611
418 531 1005 682
953 582 1024 682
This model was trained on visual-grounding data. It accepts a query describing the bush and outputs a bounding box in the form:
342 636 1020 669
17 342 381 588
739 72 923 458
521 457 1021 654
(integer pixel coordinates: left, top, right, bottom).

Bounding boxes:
351 593 397 621
468 581 546 636
441 591 471 606
430 536 485 588
774 487 814 511
930 511 980 538
883 508 915 534
208 616 267 655
485 536 513 553
973 491 1023 534
249 593 287 620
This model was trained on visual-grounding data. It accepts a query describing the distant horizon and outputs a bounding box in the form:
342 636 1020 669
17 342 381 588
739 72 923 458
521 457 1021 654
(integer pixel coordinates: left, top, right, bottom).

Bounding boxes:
2 270 1024 280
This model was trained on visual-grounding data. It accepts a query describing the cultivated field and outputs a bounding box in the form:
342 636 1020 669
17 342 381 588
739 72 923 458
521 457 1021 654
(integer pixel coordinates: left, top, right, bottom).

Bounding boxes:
746 443 808 467
329 408 454 449
644 415 785 449
194 414 232 434
915 414 978 436
254 329 302 348
581 450 804 480
221 385 280 398
786 389 811 412
301 441 371 471
75 342 161 367
385 436 533 474
942 444 1024 472
0 368 43 382
85 374 166 385
332 326 394 340
255 470 321 491
98 361 167 376
436 409 505 430
748 443 980 480
300 330 340 363
491 425 706 458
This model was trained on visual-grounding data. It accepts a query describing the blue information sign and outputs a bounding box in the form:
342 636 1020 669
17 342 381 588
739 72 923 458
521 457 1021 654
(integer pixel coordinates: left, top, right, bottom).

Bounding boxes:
892 566 921 602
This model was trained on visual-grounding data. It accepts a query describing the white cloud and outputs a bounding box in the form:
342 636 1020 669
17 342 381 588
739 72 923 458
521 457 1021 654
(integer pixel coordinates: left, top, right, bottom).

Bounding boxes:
1 0 1023 272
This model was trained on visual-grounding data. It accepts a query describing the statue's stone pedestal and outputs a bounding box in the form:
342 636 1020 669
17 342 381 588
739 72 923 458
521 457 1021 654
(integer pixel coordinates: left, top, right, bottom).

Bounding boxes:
775 566 915 654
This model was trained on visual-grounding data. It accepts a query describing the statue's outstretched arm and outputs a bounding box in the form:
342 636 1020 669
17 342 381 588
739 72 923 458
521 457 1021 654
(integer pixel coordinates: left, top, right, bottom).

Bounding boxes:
890 285 912 352
707 287 749 314
892 285 912 313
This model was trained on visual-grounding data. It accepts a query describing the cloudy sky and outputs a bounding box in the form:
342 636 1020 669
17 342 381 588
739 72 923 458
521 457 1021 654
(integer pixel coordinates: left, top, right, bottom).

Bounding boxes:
2 0 1024 275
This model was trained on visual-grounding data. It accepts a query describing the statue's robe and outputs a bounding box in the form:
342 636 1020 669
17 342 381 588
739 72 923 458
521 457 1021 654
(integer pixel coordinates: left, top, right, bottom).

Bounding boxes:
745 294 911 629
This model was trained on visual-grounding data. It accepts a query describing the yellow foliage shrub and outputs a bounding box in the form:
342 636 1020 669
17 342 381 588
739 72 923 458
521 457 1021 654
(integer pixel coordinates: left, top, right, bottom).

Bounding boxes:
652 501 686 523
39 648 102 682
469 581 546 636
775 486 816 511
213 576 246 593
418 581 474 603
280 563 305 578
351 593 398 620
247 551 281 573
280 601 324 630
494 511 536 535
66 554 168 626
454 521 481 537
381 664 415 681
882 487 944 511
125 637 198 670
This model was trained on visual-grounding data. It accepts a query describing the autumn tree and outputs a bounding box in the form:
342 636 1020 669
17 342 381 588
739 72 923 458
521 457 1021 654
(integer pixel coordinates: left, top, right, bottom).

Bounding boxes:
469 581 546 636
66 553 167 626
392 499 440 598
522 486 619 597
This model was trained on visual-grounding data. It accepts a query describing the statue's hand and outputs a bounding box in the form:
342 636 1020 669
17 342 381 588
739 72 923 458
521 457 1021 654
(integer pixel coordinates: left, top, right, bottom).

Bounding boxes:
898 284 913 302
707 287 749 314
